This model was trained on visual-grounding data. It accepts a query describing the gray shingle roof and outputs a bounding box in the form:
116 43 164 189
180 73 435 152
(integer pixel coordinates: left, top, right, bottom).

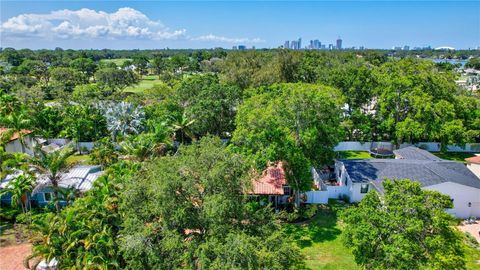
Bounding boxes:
393 146 441 161
341 158 480 192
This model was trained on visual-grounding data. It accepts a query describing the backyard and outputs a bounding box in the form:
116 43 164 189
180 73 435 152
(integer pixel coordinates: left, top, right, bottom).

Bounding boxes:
283 202 359 270
284 201 480 270
433 152 478 162
336 150 478 163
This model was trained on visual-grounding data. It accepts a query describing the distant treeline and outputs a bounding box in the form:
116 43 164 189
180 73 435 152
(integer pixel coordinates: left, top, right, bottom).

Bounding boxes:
0 47 479 65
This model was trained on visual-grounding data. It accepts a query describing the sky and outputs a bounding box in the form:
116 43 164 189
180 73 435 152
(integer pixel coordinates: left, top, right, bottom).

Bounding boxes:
0 1 479 50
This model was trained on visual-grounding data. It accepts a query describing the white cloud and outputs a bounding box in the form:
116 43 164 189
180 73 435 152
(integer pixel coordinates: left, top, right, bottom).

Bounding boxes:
0 7 265 47
1 7 186 40
193 34 265 44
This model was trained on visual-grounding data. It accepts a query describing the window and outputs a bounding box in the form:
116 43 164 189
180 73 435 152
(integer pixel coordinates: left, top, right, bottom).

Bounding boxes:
44 192 53 201
360 184 369 194
283 185 292 196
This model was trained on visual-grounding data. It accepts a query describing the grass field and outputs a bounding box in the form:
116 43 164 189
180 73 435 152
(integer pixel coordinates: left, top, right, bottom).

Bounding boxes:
336 151 372 159
433 152 478 162
100 58 131 66
124 75 163 93
66 154 91 165
283 202 359 270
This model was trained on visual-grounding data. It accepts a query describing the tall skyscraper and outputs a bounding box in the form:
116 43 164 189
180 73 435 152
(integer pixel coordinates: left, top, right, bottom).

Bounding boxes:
336 37 342 50
284 40 290 49
298 38 302 49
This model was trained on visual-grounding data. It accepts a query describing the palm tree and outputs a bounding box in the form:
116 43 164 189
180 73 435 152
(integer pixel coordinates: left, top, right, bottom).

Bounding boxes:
30 147 74 213
2 110 33 153
0 148 29 180
0 174 35 223
171 112 196 144
101 102 145 141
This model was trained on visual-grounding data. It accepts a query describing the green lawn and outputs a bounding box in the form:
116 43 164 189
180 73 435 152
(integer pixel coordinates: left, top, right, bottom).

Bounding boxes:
283 202 359 270
124 75 163 93
100 58 131 66
284 202 480 270
66 154 91 165
433 152 478 163
336 151 372 159
465 243 480 270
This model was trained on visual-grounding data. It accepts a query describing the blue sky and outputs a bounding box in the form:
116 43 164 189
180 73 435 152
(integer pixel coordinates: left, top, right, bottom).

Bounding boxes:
1 1 479 49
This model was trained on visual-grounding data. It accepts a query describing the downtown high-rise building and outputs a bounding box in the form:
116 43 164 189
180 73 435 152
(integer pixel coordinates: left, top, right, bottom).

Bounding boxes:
309 39 321 49
283 37 343 50
336 37 342 50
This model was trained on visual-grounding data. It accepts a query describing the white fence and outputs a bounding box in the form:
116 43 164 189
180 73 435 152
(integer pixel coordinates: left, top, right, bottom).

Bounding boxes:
335 141 480 153
334 142 371 151
304 191 329 204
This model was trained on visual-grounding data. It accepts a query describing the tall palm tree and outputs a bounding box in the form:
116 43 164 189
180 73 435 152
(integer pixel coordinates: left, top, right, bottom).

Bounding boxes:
31 147 74 213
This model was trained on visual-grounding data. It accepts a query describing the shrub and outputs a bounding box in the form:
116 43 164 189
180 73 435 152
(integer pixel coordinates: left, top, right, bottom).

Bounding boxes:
0 205 20 221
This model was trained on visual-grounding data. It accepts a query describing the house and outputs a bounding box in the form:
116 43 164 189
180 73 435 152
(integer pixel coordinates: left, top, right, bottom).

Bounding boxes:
465 155 480 179
0 128 35 155
0 165 103 207
317 146 480 218
248 161 291 208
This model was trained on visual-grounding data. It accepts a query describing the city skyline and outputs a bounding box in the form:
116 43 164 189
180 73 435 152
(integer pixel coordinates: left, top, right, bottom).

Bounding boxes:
0 1 479 49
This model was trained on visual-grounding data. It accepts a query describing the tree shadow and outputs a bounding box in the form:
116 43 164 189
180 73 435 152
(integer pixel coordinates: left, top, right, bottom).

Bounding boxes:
284 203 343 248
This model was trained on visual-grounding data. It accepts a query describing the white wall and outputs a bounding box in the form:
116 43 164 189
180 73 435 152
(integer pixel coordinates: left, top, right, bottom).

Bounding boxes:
466 164 480 179
349 183 371 203
423 182 480 219
304 191 329 204
335 141 480 153
5 135 34 156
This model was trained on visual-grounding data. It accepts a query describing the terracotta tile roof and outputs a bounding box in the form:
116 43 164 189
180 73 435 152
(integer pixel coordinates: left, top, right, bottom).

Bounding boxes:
249 161 287 195
465 156 480 165
0 128 32 142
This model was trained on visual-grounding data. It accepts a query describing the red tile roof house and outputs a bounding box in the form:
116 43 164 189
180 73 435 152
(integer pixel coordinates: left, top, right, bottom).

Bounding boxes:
248 161 292 209
0 128 35 155
465 155 480 179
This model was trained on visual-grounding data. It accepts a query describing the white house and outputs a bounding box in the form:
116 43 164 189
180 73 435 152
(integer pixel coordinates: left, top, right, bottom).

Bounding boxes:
465 156 480 179
308 146 480 219
0 128 35 155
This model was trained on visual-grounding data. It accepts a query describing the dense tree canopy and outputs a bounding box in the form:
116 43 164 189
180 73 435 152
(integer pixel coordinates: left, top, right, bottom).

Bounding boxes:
341 179 465 270
233 83 344 191
120 137 304 269
0 47 479 269
374 58 479 145
176 74 242 138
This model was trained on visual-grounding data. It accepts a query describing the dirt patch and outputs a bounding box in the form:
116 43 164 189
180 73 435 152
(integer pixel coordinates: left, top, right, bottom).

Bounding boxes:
0 243 32 270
